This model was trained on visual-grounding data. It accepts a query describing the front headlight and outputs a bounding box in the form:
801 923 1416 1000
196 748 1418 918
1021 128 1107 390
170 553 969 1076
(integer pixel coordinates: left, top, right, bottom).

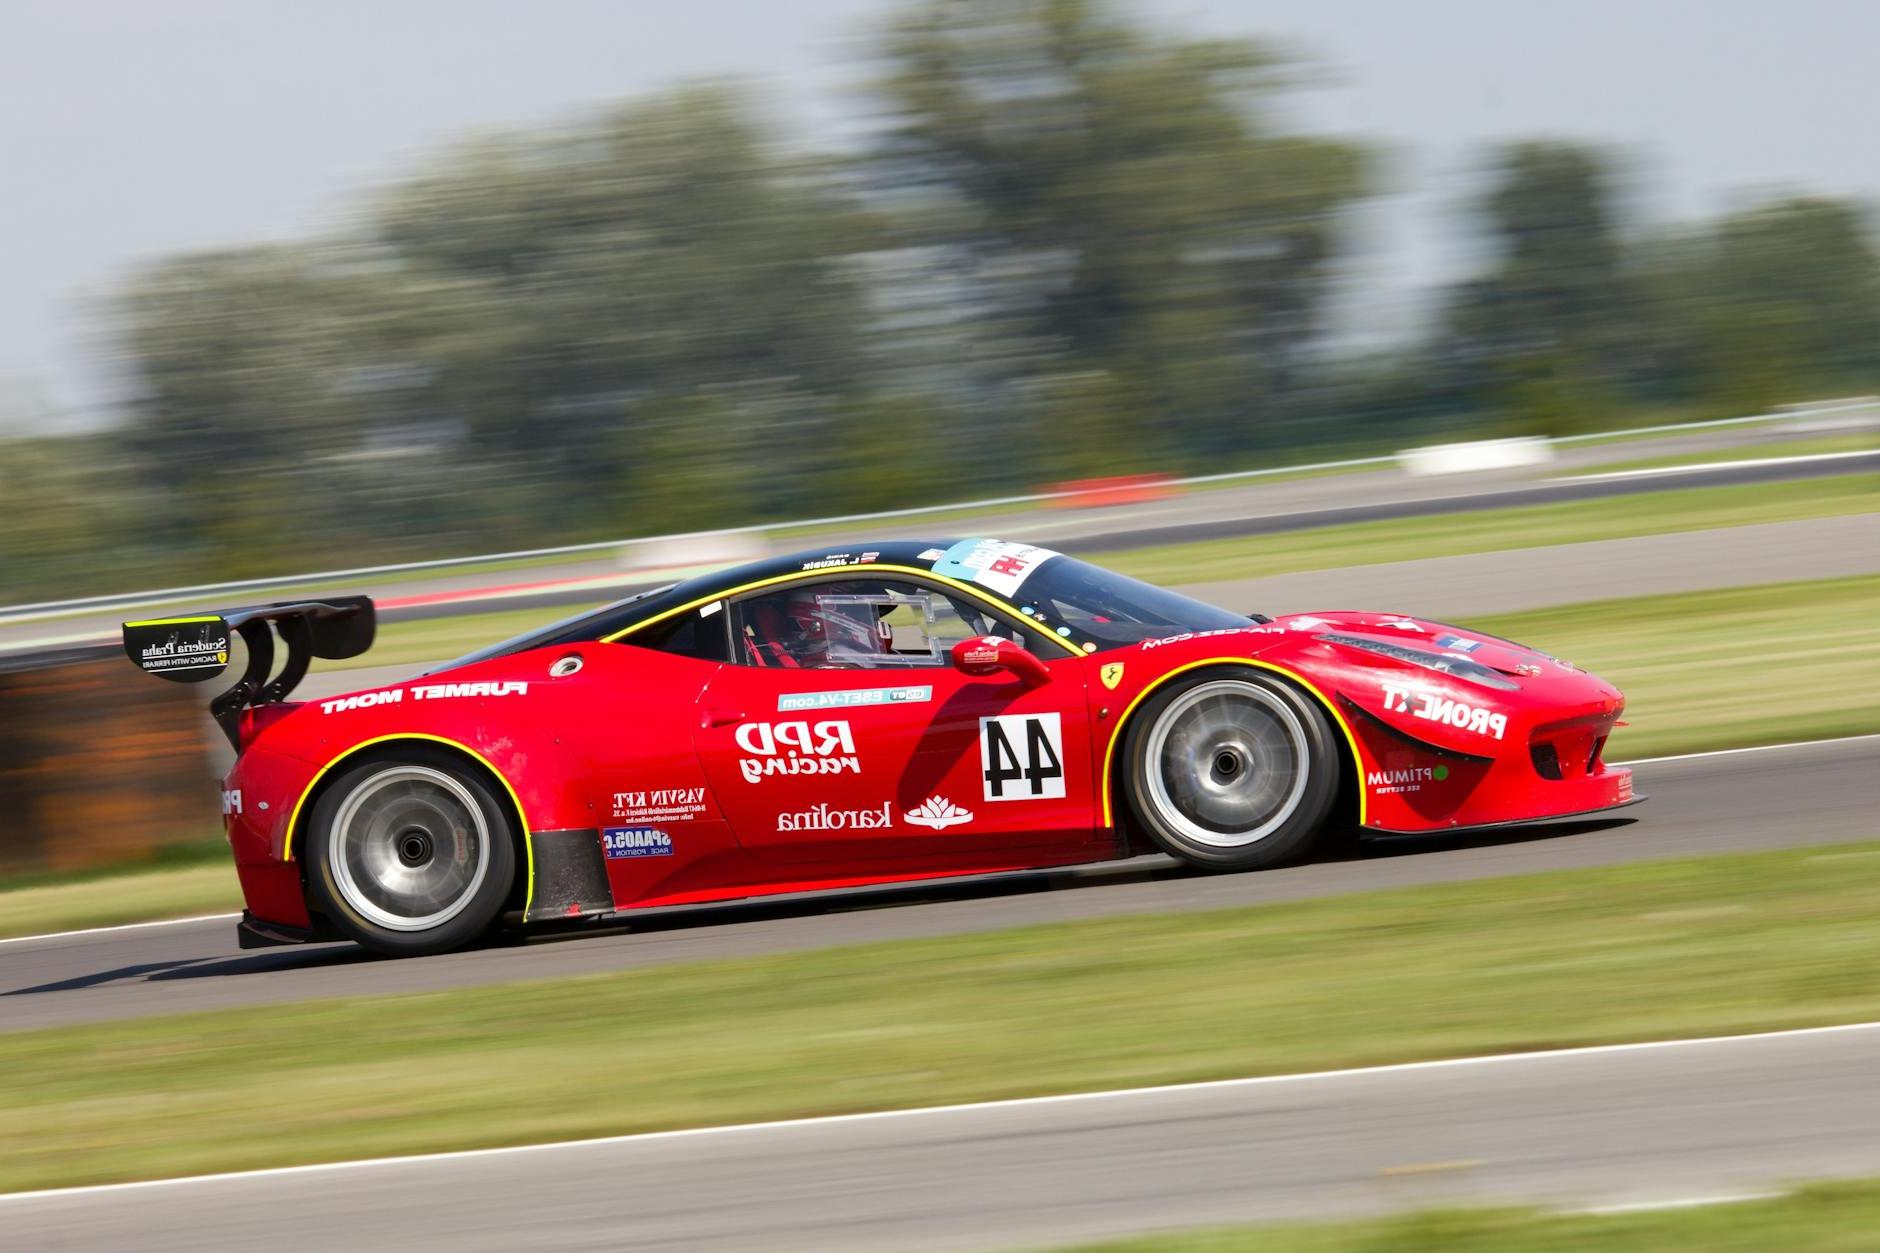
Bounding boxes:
1321 633 1521 691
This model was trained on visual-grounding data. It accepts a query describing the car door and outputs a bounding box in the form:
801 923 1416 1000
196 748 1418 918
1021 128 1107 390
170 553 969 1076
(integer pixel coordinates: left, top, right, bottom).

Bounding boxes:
695 575 1100 866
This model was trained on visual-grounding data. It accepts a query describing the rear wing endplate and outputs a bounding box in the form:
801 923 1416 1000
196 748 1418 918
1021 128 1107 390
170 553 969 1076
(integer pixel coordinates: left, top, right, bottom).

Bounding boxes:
122 597 375 747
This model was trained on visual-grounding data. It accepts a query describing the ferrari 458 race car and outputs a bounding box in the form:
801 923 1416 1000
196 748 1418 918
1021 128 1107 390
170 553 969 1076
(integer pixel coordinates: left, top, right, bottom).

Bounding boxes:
123 539 1636 956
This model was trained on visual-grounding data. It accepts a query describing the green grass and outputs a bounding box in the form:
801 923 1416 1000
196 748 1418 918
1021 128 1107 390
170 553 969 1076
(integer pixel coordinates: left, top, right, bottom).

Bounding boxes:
0 862 238 940
1065 1182 1880 1252
1099 472 1876 586
9 839 1880 1192
1474 575 1879 759
1565 429 1876 477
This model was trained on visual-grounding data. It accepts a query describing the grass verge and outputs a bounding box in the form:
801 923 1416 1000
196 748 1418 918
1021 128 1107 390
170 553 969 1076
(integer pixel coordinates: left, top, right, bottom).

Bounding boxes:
0 863 238 941
1471 574 1878 758
1066 1182 1880 1252
1563 429 1876 477
8 840 1880 1191
1095 471 1876 586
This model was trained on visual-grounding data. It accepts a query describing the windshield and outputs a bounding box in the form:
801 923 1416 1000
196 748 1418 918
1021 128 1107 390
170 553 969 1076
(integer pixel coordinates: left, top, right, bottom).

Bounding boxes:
1015 556 1251 650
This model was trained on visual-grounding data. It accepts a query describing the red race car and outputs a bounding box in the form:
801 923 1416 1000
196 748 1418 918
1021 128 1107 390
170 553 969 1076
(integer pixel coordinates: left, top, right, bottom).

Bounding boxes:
123 539 1636 956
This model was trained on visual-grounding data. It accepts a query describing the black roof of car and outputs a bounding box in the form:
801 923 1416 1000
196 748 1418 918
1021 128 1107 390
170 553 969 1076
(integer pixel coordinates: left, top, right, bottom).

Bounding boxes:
449 539 984 666
609 539 971 633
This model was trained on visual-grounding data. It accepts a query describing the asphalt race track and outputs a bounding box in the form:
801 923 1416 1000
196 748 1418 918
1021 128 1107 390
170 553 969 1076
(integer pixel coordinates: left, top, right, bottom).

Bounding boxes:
5 1021 1880 1250
4 737 1876 1034
1 736 1877 1250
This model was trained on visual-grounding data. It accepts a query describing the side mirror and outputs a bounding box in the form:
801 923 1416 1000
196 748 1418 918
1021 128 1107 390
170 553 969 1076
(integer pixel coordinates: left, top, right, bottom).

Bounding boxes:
950 636 1051 687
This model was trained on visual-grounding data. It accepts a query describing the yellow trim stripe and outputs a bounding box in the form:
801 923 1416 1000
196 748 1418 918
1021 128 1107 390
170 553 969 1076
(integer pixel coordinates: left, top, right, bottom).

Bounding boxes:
602 563 1084 656
280 733 537 919
1098 657 1368 828
123 615 222 627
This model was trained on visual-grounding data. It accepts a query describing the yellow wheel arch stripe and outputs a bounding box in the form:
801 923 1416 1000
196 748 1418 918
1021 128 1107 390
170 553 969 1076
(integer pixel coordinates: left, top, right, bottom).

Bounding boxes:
601 563 1085 656
1099 657 1369 829
123 614 222 627
280 733 537 919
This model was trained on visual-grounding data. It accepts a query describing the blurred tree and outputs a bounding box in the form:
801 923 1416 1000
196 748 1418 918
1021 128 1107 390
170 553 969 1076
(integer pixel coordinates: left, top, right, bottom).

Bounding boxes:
866 0 1369 467
1637 196 1880 412
1436 141 1639 433
369 86 877 526
110 86 880 568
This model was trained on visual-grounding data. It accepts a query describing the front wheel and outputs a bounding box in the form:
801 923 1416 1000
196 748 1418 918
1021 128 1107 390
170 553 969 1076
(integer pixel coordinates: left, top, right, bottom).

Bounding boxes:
1123 668 1339 870
305 749 518 956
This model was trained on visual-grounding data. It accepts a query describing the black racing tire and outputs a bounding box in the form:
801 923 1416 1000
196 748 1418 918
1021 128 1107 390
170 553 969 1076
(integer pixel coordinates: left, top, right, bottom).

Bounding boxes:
304 747 518 957
1122 667 1339 871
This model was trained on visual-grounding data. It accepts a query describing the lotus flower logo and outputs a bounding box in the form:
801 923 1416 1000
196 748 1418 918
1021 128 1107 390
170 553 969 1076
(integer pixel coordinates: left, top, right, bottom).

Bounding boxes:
904 796 973 830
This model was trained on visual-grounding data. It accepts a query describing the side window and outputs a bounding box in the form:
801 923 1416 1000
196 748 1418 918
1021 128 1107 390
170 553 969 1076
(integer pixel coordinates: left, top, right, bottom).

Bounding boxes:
630 608 730 663
731 579 1048 669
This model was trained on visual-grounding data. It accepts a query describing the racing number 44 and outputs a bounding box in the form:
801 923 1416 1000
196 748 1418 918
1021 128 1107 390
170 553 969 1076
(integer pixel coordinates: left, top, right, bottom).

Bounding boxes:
980 713 1065 801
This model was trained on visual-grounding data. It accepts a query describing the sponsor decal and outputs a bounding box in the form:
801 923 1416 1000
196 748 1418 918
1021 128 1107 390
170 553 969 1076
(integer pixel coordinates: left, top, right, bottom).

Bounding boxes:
801 554 857 570
1376 618 1423 632
1435 635 1482 653
1283 615 1333 632
602 827 673 859
1100 661 1125 690
930 539 1059 597
1139 625 1283 651
411 680 528 701
221 789 243 816
917 547 946 561
777 803 892 832
1365 764 1450 795
904 796 973 830
860 551 880 563
1380 682 1507 740
778 685 932 712
135 634 230 673
734 720 860 784
319 680 529 715
320 689 405 715
611 787 709 823
980 712 1066 800
961 636 1004 666
1514 662 1543 677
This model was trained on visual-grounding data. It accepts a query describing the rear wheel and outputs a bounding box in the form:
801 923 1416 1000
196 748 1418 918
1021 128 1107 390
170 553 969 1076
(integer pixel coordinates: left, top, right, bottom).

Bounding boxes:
1123 669 1338 870
305 749 517 956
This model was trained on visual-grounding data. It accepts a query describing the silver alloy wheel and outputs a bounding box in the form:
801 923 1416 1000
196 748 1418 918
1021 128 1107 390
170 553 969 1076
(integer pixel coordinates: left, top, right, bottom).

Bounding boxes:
1142 679 1311 848
326 765 492 932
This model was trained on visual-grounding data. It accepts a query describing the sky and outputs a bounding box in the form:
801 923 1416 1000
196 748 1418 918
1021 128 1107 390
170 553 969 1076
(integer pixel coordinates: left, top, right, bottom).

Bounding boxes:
2 0 1876 427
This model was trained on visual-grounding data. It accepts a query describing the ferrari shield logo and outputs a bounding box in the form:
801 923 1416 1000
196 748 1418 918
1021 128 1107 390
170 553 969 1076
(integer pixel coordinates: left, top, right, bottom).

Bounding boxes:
1100 662 1125 690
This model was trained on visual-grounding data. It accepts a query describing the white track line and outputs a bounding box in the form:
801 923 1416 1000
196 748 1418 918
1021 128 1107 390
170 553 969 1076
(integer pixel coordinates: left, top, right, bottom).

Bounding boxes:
4 1019 1878 1204
2 734 1873 949
1572 1190 1785 1216
1618 732 1880 767
0 913 239 948
1562 447 1878 482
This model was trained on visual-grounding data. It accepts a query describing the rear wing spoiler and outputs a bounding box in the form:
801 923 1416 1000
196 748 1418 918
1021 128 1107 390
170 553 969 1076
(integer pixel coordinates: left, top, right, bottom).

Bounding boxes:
122 597 375 747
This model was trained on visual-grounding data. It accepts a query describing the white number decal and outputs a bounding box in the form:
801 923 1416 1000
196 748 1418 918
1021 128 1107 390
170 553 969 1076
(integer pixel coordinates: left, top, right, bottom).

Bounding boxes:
979 713 1065 801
